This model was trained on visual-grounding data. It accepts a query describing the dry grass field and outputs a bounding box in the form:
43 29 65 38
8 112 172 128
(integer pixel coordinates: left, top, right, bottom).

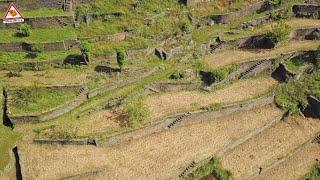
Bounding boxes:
220 115 320 179
145 76 277 120
205 40 320 69
18 104 283 180
255 143 320 180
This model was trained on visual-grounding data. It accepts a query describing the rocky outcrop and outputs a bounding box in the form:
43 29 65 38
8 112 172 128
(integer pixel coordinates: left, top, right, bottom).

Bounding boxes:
303 96 320 118
292 4 320 19
239 34 276 49
293 27 320 40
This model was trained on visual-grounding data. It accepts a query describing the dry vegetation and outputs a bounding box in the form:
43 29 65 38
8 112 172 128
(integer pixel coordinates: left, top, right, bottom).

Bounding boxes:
220 115 320 179
19 104 282 179
205 40 320 69
145 76 277 120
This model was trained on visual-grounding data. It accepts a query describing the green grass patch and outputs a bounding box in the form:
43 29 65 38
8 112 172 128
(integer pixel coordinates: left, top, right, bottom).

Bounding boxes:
303 162 320 180
0 125 19 172
0 49 80 65
0 27 76 43
275 69 320 114
9 86 77 116
23 8 71 18
186 156 233 180
124 96 149 127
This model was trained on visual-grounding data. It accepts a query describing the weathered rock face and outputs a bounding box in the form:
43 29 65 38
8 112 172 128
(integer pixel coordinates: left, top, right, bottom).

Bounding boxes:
199 71 216 85
239 34 276 49
292 4 320 19
303 96 320 118
155 46 182 60
271 63 296 82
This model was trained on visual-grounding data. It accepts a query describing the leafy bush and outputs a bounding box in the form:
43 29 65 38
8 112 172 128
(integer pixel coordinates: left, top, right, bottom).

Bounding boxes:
275 70 320 114
304 163 320 180
269 9 289 21
80 41 92 63
124 96 149 126
270 0 282 6
116 48 126 71
186 156 233 180
179 18 191 33
213 64 238 82
268 21 291 43
17 23 31 37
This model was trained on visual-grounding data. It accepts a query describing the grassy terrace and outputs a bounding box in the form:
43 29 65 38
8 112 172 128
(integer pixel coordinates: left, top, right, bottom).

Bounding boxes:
91 37 155 56
0 27 76 43
0 49 80 65
8 87 77 116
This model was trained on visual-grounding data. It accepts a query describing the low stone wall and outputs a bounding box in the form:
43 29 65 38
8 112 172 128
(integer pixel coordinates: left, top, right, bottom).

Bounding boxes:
33 138 99 146
292 4 320 19
292 27 320 40
0 16 74 28
80 33 126 42
208 1 271 24
0 40 79 52
95 47 154 62
149 82 204 92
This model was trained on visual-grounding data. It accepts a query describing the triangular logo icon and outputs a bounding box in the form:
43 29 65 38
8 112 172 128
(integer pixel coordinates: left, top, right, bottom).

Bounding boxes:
3 3 24 24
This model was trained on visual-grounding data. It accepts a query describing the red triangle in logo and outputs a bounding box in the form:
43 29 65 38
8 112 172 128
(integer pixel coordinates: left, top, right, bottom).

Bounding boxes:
3 3 24 23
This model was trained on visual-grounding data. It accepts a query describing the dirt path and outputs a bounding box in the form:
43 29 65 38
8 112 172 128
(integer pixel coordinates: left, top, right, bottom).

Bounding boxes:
145 76 277 120
220 116 320 179
205 40 320 69
19 104 283 180
253 143 320 180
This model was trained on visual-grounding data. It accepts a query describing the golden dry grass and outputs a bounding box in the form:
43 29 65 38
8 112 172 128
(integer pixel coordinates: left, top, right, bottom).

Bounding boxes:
19 104 283 180
255 143 320 180
220 115 320 179
145 76 277 120
205 40 320 70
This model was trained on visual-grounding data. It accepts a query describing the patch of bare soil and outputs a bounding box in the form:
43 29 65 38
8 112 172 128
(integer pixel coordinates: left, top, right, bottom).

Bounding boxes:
145 76 277 120
255 143 320 180
205 40 320 69
220 116 320 179
19 104 283 180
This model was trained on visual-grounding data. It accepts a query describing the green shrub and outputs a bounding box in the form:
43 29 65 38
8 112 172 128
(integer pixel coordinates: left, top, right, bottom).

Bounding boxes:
179 18 191 33
116 48 126 72
270 0 282 6
268 21 291 43
304 163 320 180
124 96 149 126
269 9 289 21
213 64 238 82
275 70 320 114
17 23 31 37
80 41 92 63
186 156 233 180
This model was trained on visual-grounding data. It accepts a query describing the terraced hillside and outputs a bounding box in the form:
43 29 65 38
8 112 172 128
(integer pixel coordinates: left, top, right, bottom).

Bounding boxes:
0 0 320 179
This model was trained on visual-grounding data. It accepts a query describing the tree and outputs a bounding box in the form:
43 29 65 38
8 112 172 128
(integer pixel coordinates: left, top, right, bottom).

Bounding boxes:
116 48 126 72
80 41 91 64
17 23 31 37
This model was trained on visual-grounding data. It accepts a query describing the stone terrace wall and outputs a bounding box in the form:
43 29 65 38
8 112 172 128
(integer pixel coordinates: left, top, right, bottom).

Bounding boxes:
0 40 79 52
292 27 320 40
293 4 320 19
209 1 271 24
0 16 74 28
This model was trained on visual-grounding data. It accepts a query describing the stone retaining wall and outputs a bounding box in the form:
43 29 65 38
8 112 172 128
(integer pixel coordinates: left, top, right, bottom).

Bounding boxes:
293 4 320 19
0 16 74 28
208 1 271 24
149 82 204 92
292 27 320 40
0 39 79 52
33 138 99 146
80 33 126 42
